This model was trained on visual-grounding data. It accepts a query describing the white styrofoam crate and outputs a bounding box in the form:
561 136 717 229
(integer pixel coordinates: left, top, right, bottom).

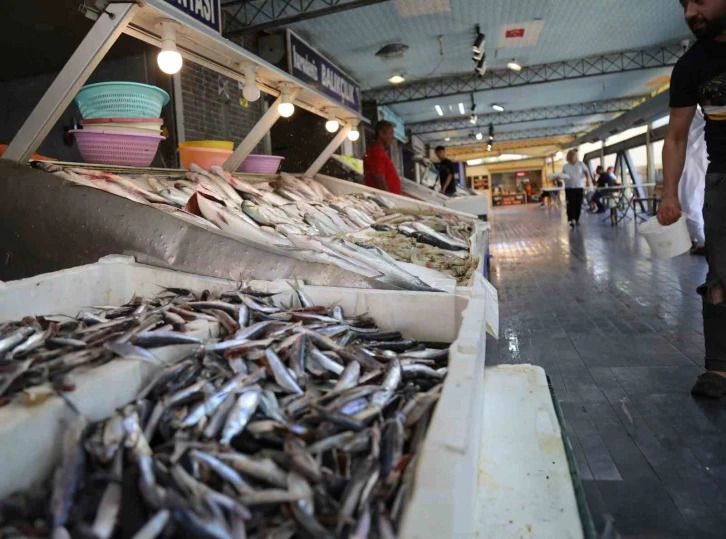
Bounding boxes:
0 256 479 504
0 257 580 538
474 365 584 539
444 194 490 218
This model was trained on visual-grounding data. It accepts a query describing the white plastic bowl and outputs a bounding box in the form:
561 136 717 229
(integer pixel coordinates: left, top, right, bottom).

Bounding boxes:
639 215 692 258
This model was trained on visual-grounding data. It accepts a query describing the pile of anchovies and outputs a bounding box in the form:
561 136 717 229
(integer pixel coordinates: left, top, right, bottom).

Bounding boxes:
0 284 448 538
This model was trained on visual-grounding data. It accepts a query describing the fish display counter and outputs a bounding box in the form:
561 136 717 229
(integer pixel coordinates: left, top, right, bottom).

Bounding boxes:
0 0 490 295
0 257 590 539
313 173 491 281
0 160 488 293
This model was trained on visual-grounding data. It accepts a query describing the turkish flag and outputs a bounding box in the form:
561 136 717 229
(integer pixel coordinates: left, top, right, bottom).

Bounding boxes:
505 28 525 38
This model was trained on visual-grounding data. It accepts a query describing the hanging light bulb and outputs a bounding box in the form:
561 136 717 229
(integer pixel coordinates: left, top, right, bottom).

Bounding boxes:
476 132 483 140
278 85 295 118
348 121 360 141
242 64 260 102
157 21 183 75
325 110 340 133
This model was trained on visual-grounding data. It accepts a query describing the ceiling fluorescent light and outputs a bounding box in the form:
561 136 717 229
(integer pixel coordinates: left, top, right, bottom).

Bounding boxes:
388 74 405 84
492 104 504 112
435 105 444 116
458 103 465 114
507 61 523 72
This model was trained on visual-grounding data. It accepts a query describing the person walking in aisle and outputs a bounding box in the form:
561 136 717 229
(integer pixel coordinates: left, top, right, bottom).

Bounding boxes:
434 146 457 196
677 107 708 255
561 150 592 227
363 121 402 195
659 0 726 397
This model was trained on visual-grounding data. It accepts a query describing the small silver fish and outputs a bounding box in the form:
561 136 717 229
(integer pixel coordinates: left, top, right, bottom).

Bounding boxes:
265 348 303 395
221 390 260 445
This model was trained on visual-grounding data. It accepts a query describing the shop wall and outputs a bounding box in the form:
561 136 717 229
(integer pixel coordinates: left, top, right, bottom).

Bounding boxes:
270 108 365 177
0 47 176 166
179 63 266 152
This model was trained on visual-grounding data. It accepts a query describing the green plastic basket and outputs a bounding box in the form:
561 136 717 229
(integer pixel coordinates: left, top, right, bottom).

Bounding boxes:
74 82 170 119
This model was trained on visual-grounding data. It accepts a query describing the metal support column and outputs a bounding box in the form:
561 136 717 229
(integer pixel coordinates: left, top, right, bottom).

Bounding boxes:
623 149 646 211
223 88 300 171
173 72 186 144
646 125 656 208
3 3 138 163
614 152 622 183
305 123 352 178
584 159 593 179
645 127 654 185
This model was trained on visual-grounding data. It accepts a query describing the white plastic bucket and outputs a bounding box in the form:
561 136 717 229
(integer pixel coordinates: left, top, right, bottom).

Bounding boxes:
639 215 692 258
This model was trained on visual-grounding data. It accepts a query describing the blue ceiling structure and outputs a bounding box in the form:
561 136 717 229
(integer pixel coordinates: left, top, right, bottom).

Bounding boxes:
226 0 690 150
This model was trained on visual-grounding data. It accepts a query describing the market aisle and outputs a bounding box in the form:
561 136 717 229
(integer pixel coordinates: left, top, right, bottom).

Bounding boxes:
486 205 726 539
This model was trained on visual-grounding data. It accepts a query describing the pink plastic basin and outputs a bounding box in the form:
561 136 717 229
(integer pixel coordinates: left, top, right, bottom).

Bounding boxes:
238 154 285 174
70 129 164 167
178 147 285 174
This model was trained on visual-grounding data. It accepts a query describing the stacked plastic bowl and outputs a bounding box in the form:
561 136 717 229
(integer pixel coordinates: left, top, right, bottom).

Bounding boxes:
71 82 169 167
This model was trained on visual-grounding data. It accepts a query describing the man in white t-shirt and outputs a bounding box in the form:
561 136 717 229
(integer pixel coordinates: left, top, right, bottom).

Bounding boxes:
561 150 592 227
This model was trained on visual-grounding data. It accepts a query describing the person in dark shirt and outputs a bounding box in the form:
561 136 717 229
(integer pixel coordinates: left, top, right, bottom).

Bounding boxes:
363 121 401 195
659 0 726 396
592 165 616 213
435 146 457 196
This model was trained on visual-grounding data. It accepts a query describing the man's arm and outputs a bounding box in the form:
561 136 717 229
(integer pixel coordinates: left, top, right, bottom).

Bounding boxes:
658 106 697 225
441 172 453 194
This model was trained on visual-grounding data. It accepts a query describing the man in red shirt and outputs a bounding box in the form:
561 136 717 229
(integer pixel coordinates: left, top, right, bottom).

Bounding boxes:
363 120 402 195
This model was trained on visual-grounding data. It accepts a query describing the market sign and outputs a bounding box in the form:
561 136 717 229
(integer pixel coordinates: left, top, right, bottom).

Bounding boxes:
161 0 221 34
377 105 407 143
286 30 361 112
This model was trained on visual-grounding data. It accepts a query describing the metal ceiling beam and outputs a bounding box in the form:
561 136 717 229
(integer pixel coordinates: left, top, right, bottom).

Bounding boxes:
364 44 683 105
411 98 643 135
223 0 389 34
432 123 601 147
447 137 574 160
569 89 670 146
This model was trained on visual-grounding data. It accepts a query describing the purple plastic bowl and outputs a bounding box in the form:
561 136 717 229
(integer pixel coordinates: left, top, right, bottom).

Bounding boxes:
237 154 285 174
70 129 164 167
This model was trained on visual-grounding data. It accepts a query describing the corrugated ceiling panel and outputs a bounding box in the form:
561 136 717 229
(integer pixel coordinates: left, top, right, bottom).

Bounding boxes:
286 0 686 136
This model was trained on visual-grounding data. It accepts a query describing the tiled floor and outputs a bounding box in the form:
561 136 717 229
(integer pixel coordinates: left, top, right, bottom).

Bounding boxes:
485 205 726 539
